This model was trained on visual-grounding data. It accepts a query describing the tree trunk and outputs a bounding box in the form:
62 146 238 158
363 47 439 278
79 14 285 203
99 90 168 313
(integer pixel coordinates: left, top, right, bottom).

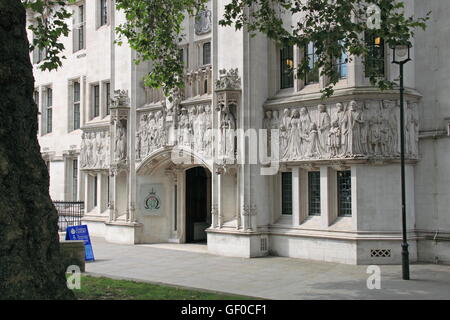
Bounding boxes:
0 0 74 299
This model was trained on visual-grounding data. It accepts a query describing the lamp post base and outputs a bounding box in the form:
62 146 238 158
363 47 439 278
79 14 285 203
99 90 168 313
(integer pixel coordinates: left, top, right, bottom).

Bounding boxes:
401 242 410 280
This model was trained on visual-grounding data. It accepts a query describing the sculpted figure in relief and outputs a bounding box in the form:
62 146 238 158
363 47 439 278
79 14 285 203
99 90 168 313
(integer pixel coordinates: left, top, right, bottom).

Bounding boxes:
286 109 302 160
347 101 366 156
384 100 400 156
406 102 419 157
178 108 189 147
195 105 207 153
155 110 165 147
280 108 291 160
307 123 321 158
299 107 311 155
147 112 157 152
367 100 381 155
115 121 127 161
263 110 273 154
336 103 349 156
328 119 341 157
204 105 213 157
220 104 236 158
80 132 88 168
317 104 331 155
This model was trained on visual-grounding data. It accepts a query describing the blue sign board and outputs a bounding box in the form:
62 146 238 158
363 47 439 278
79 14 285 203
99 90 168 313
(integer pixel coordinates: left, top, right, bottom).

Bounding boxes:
65 225 95 262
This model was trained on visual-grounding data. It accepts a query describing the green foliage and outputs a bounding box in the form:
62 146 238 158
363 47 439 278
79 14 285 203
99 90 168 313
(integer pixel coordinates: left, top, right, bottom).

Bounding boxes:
23 0 429 98
220 0 430 98
23 0 76 71
115 0 208 96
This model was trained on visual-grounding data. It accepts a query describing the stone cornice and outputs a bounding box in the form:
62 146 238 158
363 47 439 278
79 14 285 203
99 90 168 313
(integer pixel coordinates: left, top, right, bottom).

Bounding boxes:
264 86 422 109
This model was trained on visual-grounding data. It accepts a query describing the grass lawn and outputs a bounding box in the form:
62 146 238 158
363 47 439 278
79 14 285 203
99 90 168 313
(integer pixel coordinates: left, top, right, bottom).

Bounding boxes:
71 275 255 300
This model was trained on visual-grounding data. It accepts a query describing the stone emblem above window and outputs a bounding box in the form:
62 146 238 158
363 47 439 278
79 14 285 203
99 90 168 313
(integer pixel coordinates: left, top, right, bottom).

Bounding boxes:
195 10 212 35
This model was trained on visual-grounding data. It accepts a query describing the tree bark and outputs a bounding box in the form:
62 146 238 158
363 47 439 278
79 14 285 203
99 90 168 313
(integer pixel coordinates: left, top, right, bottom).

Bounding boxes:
0 0 74 299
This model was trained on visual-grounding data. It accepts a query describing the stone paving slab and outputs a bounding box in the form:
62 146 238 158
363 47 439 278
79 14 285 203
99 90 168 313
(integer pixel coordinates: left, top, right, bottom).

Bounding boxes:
85 237 450 300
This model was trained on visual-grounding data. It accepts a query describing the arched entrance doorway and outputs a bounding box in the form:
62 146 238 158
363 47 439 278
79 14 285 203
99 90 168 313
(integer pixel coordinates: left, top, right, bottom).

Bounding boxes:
185 166 211 243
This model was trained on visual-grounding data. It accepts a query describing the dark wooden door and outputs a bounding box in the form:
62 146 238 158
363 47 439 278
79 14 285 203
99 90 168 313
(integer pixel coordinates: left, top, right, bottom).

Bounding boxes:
185 167 208 242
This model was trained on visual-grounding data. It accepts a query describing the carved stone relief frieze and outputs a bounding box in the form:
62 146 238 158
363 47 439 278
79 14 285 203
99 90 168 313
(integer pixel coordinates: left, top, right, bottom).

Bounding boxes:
80 130 110 170
136 103 213 160
264 99 419 162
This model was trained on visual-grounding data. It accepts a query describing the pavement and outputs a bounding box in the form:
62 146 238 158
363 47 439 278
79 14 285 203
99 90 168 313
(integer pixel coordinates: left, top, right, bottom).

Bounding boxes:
85 237 450 300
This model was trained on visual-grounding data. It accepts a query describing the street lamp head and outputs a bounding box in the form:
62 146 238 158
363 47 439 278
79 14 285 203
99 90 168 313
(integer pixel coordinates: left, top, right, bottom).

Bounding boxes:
392 43 412 64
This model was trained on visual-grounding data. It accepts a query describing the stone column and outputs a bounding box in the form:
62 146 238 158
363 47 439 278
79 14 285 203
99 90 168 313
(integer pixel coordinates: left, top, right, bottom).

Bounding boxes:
109 90 130 222
292 167 300 226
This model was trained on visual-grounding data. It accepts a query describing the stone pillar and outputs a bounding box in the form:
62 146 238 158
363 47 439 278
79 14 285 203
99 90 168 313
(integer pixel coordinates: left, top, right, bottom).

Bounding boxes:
320 166 330 227
214 69 242 230
80 76 86 126
292 167 300 226
84 172 90 214
109 90 130 221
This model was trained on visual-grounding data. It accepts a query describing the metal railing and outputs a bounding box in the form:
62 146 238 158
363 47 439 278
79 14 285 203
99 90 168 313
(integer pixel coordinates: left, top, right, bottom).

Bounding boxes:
53 201 85 232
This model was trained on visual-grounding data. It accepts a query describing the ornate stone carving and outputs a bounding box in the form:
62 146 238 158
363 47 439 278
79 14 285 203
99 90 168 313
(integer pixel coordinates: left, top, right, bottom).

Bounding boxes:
80 130 110 170
219 103 236 159
215 68 241 91
111 89 129 109
194 10 212 35
115 120 127 162
264 99 419 162
136 103 213 160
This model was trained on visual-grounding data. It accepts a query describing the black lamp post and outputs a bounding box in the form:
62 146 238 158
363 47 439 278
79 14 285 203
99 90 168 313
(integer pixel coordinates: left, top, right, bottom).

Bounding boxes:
392 43 411 280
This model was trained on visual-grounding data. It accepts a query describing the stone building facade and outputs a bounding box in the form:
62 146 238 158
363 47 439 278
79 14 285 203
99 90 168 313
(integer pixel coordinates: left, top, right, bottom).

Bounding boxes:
30 0 450 264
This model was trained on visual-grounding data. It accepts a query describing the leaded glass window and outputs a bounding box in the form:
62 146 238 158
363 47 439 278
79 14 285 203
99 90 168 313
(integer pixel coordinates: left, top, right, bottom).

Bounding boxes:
281 172 292 215
364 32 385 77
100 0 108 26
203 42 211 65
308 171 321 216
337 170 352 217
73 81 81 130
280 46 294 89
335 42 348 79
93 84 100 118
304 42 319 84
105 82 111 116
46 87 52 134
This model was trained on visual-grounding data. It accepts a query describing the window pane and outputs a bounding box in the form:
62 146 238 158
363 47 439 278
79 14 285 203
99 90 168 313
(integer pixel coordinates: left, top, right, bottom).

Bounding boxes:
47 108 52 133
203 42 211 65
308 171 321 216
47 88 52 106
280 46 294 89
364 32 385 77
100 0 108 26
305 42 319 84
337 170 352 217
335 42 348 79
105 82 110 115
46 88 52 133
74 82 80 102
281 172 292 215
74 103 80 130
93 85 100 117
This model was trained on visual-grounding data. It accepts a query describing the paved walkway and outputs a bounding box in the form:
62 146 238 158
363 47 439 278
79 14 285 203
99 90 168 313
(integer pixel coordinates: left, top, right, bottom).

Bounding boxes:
86 237 450 300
